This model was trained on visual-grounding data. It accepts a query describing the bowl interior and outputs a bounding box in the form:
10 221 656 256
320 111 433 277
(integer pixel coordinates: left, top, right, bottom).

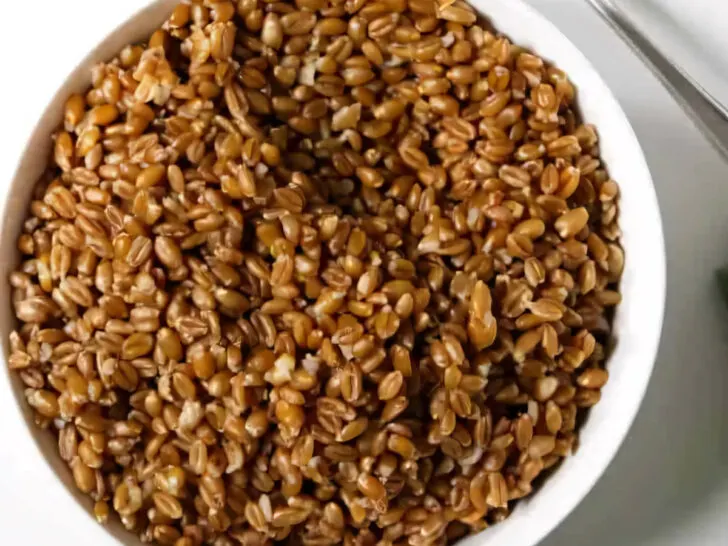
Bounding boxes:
0 1 665 545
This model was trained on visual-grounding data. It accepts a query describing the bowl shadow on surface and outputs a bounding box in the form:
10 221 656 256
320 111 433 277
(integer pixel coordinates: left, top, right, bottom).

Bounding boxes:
542 109 728 545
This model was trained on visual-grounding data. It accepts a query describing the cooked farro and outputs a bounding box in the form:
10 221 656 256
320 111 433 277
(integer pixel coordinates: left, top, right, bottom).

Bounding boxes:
8 0 623 544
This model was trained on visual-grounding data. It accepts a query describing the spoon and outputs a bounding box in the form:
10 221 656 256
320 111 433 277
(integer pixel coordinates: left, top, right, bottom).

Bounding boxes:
586 0 728 163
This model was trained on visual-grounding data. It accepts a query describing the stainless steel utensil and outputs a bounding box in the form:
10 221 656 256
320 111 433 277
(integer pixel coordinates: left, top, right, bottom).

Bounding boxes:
586 0 728 162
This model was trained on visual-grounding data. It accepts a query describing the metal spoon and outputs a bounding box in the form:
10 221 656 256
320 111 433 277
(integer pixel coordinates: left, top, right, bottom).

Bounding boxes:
586 0 728 163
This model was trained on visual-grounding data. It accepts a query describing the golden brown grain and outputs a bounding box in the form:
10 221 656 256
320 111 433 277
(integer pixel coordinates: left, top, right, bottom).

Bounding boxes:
9 1 623 544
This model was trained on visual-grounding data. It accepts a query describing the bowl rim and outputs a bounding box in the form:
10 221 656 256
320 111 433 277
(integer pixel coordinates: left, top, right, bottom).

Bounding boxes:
0 2 183 545
0 1 666 545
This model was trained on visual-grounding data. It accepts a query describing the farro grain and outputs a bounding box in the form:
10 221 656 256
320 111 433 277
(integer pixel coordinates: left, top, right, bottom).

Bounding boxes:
577 367 609 389
8 0 624 543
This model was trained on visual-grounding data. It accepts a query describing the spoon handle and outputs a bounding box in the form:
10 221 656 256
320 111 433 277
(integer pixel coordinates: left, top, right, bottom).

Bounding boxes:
586 0 728 163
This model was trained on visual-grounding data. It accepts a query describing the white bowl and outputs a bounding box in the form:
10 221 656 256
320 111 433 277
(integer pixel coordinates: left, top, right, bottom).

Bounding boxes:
0 1 665 545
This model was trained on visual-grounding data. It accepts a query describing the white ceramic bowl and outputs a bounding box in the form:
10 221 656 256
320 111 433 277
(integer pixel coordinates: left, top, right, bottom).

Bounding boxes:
0 1 665 545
